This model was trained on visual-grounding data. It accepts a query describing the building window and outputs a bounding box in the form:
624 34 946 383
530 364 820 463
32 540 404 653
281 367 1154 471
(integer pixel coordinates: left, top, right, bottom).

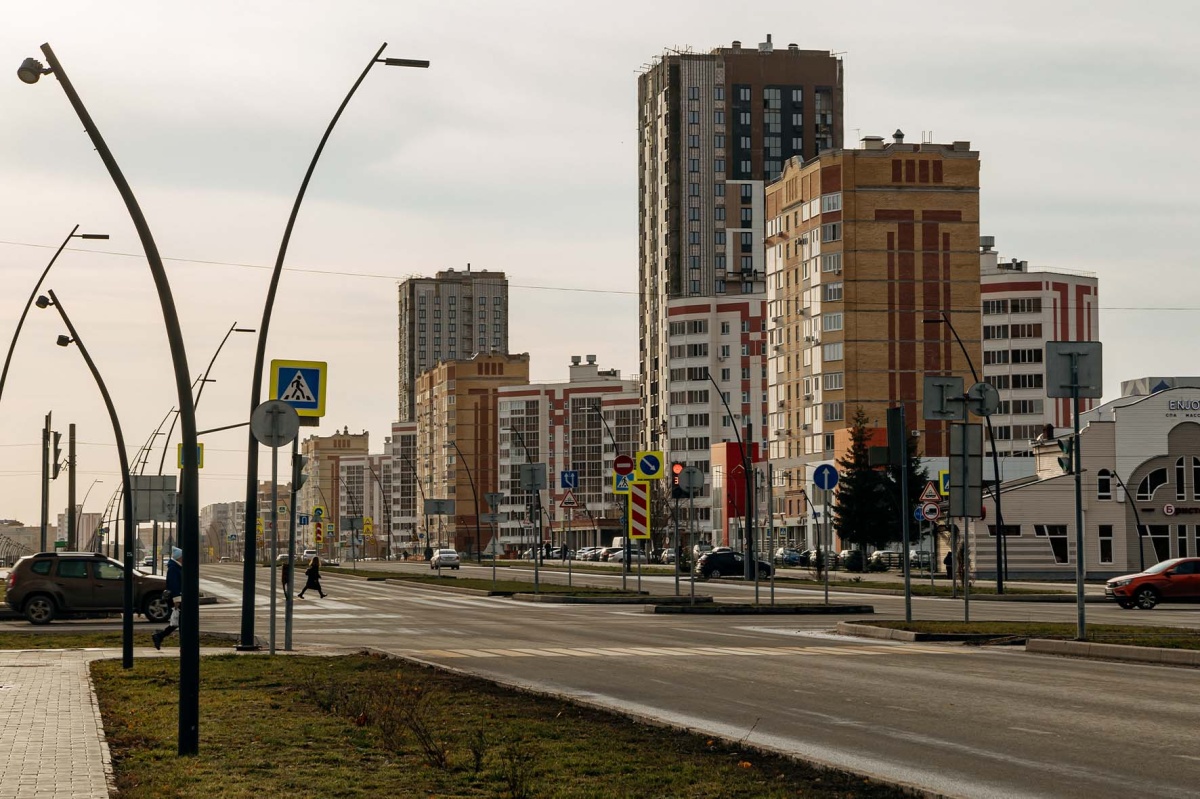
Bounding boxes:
1011 349 1043 364
740 208 753 225
720 322 730 335
715 230 726 245
689 207 701 221
983 350 1010 365
688 86 700 100
824 402 844 422
1011 298 1042 314
823 342 843 361
714 110 725 124
1180 524 1189 558
823 282 843 302
821 193 842 212
982 299 1009 315
1096 469 1112 501
715 279 726 293
1099 524 1114 564
823 372 843 390
1179 457 1188 501
714 159 726 172
689 231 701 245
1137 468 1169 501
714 86 724 101
688 158 699 173
719 345 731 358
823 433 835 451
983 325 1009 340
688 111 699 124
740 232 753 252
1033 524 1070 564
714 183 725 197
714 134 725 149
821 253 842 273
1193 457 1200 500
687 134 700 148
821 222 841 242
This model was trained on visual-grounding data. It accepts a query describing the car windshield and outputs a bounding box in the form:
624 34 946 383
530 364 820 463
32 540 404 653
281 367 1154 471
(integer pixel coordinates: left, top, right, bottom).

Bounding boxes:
1144 558 1184 575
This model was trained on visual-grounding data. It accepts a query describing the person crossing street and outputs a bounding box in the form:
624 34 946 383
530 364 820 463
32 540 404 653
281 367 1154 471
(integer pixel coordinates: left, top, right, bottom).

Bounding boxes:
152 547 182 650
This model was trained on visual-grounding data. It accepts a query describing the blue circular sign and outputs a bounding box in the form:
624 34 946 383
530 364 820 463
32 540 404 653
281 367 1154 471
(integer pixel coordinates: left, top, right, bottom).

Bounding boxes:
639 453 661 476
914 505 925 522
813 464 839 491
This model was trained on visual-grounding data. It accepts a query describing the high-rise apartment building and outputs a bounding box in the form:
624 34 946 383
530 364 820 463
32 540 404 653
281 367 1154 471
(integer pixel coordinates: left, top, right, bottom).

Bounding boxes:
765 133 981 541
637 36 843 529
397 267 509 422
497 356 639 552
388 423 421 554
980 238 1099 456
416 353 530 555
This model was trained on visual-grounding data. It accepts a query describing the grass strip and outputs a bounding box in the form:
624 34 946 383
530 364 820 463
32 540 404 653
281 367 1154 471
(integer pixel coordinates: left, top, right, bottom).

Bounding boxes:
0 631 236 650
868 620 1200 649
770 577 1061 595
93 652 912 799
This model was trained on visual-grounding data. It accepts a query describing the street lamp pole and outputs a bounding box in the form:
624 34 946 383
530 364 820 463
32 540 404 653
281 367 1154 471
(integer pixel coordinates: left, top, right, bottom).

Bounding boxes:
1109 470 1146 572
238 45 428 650
366 461 392 560
925 313 1007 593
39 291 135 669
399 452 427 556
0 225 108 406
705 370 755 580
446 441 482 563
76 478 104 547
22 46 202 753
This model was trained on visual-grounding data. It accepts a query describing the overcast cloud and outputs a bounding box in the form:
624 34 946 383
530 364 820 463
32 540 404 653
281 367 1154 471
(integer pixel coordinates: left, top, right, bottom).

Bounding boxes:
1 0 1197 525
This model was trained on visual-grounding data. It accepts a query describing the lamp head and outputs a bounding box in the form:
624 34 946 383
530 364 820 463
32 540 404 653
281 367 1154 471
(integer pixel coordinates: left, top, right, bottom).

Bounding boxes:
76 233 109 240
17 57 48 84
35 295 51 309
380 57 430 68
922 317 943 326
56 335 72 348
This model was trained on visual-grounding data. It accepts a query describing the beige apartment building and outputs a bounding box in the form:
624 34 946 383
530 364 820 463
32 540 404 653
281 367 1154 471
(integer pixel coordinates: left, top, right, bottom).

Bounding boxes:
297 427 369 552
415 353 530 555
765 132 980 536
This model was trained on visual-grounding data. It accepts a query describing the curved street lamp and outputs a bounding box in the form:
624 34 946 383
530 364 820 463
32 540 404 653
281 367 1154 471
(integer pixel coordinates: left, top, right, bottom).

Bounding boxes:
1109 469 1147 572
0 225 108 406
38 290 135 669
703 370 756 580
397 452 427 557
365 461 392 561
923 313 1008 593
445 441 481 563
22 44 203 753
75 478 104 548
239 45 428 649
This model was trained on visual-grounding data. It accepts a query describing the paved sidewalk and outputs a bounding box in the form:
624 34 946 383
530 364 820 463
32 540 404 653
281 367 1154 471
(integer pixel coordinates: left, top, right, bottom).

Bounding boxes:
0 649 112 799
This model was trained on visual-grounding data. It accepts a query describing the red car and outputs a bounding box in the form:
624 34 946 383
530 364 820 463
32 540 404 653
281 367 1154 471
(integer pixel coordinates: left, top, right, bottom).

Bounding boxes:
1105 557 1200 609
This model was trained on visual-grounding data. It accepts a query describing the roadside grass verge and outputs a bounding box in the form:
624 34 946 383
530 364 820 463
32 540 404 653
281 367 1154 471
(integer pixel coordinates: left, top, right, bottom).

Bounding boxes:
771 576 1062 595
0 631 236 650
868 620 1200 649
324 566 634 595
93 652 912 799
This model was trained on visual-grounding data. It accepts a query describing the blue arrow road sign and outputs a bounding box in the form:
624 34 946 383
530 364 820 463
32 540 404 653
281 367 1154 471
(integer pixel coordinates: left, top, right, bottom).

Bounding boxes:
298 514 310 526
914 505 925 522
560 469 579 489
638 452 661 477
813 464 839 491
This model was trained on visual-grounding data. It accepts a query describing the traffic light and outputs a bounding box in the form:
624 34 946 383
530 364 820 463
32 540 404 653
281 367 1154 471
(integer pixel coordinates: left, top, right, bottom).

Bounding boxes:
292 454 309 490
671 461 686 499
1057 436 1074 474
51 431 63 479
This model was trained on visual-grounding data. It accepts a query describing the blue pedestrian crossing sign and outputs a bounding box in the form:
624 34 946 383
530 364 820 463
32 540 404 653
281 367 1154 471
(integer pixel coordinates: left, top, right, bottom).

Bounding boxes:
270 359 327 418
613 472 631 495
560 469 579 489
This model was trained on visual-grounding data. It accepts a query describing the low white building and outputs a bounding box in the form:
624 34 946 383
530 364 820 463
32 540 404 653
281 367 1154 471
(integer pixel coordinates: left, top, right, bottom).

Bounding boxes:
970 383 1200 580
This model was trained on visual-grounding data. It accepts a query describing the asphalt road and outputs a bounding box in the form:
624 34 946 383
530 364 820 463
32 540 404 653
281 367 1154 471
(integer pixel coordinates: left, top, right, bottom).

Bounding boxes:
10 563 1200 798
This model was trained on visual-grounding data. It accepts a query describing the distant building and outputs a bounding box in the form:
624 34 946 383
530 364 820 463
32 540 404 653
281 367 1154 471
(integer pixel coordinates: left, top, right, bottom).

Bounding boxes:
980 238 1099 457
637 37 843 532
497 356 639 553
389 422 421 555
416 352 530 555
199 502 244 561
397 267 509 422
338 452 392 559
298 427 370 554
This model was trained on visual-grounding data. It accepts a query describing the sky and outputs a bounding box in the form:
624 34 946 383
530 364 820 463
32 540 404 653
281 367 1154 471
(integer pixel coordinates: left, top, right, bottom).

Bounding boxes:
1 0 1198 527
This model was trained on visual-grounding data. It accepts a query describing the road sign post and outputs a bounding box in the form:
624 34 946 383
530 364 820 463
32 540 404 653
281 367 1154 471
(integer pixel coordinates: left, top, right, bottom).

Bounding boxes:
250 399 300 656
812 464 838 605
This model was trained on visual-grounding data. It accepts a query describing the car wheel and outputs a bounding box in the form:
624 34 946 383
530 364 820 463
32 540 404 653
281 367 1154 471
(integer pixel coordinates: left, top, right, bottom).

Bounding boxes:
709 568 722 579
1134 586 1159 610
1116 600 1135 610
143 593 171 623
23 594 56 625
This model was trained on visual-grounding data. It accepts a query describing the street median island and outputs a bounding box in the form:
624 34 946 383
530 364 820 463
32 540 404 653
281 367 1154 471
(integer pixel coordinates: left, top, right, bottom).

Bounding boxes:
324 565 642 598
512 593 712 604
90 650 921 798
652 602 874 615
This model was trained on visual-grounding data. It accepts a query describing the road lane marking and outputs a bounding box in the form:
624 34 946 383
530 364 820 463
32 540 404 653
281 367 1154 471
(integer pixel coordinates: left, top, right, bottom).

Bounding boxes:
1009 726 1054 736
404 643 966 661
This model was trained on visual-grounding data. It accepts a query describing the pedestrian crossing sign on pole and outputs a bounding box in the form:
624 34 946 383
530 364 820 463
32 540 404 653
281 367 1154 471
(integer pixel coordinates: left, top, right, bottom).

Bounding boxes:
270 359 327 419
613 473 631 495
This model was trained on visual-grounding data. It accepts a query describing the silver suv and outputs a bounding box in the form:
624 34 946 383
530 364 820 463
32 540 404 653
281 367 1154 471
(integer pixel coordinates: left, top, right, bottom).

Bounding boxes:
5 551 170 625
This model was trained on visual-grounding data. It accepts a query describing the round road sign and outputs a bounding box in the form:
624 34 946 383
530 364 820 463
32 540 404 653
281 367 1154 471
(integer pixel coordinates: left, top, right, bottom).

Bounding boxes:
813 464 839 491
613 454 635 476
921 502 941 521
250 399 300 448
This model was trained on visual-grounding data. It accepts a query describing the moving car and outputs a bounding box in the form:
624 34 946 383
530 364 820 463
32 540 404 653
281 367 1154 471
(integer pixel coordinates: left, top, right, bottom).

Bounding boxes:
430 548 461 570
694 550 773 580
5 551 170 625
1105 557 1200 609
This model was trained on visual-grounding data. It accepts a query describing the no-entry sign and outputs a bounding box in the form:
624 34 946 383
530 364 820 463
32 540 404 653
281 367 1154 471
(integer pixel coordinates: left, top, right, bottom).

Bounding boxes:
614 454 635 476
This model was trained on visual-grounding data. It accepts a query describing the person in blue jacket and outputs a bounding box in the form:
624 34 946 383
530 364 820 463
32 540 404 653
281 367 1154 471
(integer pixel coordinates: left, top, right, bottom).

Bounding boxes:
152 547 183 650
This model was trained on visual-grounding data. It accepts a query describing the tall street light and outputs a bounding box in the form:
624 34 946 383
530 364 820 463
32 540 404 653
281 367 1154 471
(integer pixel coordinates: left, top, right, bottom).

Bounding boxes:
924 313 1007 593
398 452 427 556
365 461 392 560
22 45 203 754
38 291 135 668
1109 470 1146 573
239 45 428 649
445 441 481 561
76 478 104 545
0 225 108 406
704 369 755 580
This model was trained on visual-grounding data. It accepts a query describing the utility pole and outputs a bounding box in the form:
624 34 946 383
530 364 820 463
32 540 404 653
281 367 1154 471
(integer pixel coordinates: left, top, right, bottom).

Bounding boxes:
40 411 51 551
67 423 77 549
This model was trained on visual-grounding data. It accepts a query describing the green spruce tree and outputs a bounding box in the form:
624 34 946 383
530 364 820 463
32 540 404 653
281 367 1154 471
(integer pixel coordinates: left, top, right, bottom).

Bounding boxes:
882 431 930 548
831 408 890 560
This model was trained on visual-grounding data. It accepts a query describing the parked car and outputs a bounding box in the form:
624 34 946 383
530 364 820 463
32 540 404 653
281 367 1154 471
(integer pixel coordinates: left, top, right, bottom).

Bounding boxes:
5 551 170 625
609 548 649 564
839 549 866 572
909 549 934 569
1105 557 1200 609
868 550 903 570
141 556 155 568
774 547 803 566
598 546 623 561
694 550 773 580
430 548 461 570
302 549 319 560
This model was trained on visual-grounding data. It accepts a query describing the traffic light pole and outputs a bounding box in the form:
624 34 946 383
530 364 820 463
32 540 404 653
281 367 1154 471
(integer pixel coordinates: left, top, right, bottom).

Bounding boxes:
1072 356 1086 640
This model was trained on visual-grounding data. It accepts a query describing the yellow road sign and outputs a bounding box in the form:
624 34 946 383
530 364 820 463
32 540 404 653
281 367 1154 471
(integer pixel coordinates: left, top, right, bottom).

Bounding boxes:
634 450 665 480
177 442 204 469
270 359 327 418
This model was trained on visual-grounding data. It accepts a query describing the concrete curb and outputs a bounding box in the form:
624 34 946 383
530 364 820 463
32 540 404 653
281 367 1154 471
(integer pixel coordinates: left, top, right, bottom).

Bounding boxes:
652 603 874 615
511 593 701 605
0 594 218 621
1025 638 1200 667
837 622 1000 643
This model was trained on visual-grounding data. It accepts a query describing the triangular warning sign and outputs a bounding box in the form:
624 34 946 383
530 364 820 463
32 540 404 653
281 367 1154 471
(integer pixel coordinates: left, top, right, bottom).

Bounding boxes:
281 370 316 403
919 480 940 503
560 489 577 508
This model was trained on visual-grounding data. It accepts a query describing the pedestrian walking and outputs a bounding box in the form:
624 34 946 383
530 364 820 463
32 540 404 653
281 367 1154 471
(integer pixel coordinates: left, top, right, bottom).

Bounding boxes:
560 543 568 563
943 549 954 581
298 555 326 599
152 547 182 650
281 557 291 592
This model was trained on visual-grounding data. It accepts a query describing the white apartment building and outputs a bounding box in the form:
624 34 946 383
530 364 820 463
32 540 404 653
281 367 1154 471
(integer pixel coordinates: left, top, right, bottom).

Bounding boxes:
980 237 1099 457
497 356 639 552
